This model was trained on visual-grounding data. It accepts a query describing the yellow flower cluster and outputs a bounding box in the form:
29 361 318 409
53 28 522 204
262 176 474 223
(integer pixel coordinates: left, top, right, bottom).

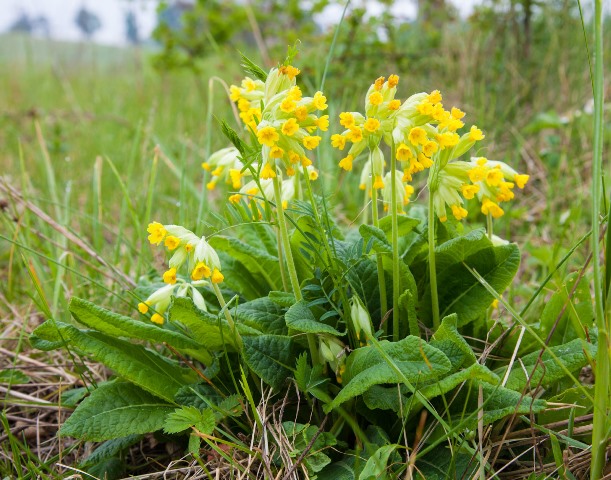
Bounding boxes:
333 80 528 219
201 147 247 191
229 65 328 180
140 223 224 324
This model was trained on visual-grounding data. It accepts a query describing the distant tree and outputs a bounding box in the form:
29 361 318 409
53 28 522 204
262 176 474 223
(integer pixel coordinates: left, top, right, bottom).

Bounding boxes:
75 7 102 39
9 12 33 33
125 10 139 44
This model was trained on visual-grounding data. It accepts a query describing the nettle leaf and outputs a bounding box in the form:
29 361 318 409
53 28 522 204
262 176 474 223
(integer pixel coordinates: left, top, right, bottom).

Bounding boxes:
325 337 451 412
69 297 201 350
60 380 175 441
283 422 338 474
209 236 281 292
285 300 344 336
169 297 259 352
430 314 476 370
362 363 499 413
242 334 296 390
420 230 520 326
175 383 225 410
295 353 328 395
163 406 216 434
31 320 197 402
236 297 288 335
497 339 596 392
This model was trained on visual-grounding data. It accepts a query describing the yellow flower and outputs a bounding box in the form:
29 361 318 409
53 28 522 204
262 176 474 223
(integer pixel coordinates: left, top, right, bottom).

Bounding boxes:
422 140 439 157
331 134 347 150
486 168 504 187
388 99 401 110
363 118 381 133
347 127 363 143
408 127 428 146
427 90 442 104
280 97 297 113
340 112 355 128
339 154 354 171
374 76 385 90
469 125 485 141
461 184 480 199
261 162 277 179
147 222 167 245
211 268 224 284
137 302 149 314
257 126 279 147
313 91 328 110
481 198 504 218
191 262 211 280
387 74 399 88
302 136 321 150
164 235 181 251
294 106 308 121
451 107 465 119
151 313 164 325
369 91 383 106
163 267 177 285
316 115 330 131
451 204 468 221
279 65 300 79
514 174 529 189
270 146 284 158
396 143 413 161
373 175 384 189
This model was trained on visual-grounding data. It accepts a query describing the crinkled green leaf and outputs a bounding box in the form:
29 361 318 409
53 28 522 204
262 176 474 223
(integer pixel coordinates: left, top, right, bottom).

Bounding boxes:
285 300 344 336
0 369 30 385
209 236 281 292
80 434 142 467
236 297 288 335
268 290 296 307
242 334 295 390
60 381 174 441
325 337 451 412
69 297 201 350
420 230 520 326
31 320 196 402
497 339 595 392
430 314 476 370
415 447 477 480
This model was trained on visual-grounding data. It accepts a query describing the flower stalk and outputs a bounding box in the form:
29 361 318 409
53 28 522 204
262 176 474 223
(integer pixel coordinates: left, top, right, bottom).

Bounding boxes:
428 179 441 330
371 180 388 323
390 142 402 340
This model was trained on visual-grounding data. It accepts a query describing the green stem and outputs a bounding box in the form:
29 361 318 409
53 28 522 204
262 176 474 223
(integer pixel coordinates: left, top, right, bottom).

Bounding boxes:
371 184 388 326
390 143 401 341
272 175 319 363
590 0 609 477
428 187 440 329
212 283 242 349
486 213 493 241
316 390 368 447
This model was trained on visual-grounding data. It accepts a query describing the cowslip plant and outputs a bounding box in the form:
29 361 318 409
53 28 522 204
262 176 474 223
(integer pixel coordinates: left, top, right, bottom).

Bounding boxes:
30 53 599 478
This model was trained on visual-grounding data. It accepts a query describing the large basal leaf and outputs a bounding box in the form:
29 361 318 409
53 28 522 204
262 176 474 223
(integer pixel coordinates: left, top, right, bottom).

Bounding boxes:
210 236 281 294
31 320 196 402
69 297 202 350
285 300 343 336
420 230 520 326
169 297 260 351
235 297 288 335
429 314 476 370
80 434 143 468
497 338 596 392
415 447 478 480
324 337 451 412
362 363 499 413
60 380 175 441
242 334 295 390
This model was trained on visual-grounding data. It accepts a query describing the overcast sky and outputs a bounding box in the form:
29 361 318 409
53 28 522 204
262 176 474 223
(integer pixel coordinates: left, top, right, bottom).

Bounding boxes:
0 0 485 46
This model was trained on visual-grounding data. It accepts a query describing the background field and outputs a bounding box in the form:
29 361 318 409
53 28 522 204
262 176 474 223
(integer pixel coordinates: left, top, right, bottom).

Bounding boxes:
0 2 609 477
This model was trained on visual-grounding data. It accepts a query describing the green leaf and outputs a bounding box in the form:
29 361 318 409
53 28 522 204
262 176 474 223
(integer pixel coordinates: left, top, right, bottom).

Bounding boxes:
295 353 328 395
236 297 288 335
430 314 476 370
242 334 295 390
379 215 420 239
163 406 216 434
415 447 477 480
0 369 30 385
209 236 281 292
80 434 142 467
31 320 197 402
497 339 596 392
420 230 520 326
69 297 201 350
362 363 499 413
358 444 397 480
269 290 296 307
239 51 268 81
285 300 344 336
169 297 259 352
325 337 451 412
60 380 175 441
